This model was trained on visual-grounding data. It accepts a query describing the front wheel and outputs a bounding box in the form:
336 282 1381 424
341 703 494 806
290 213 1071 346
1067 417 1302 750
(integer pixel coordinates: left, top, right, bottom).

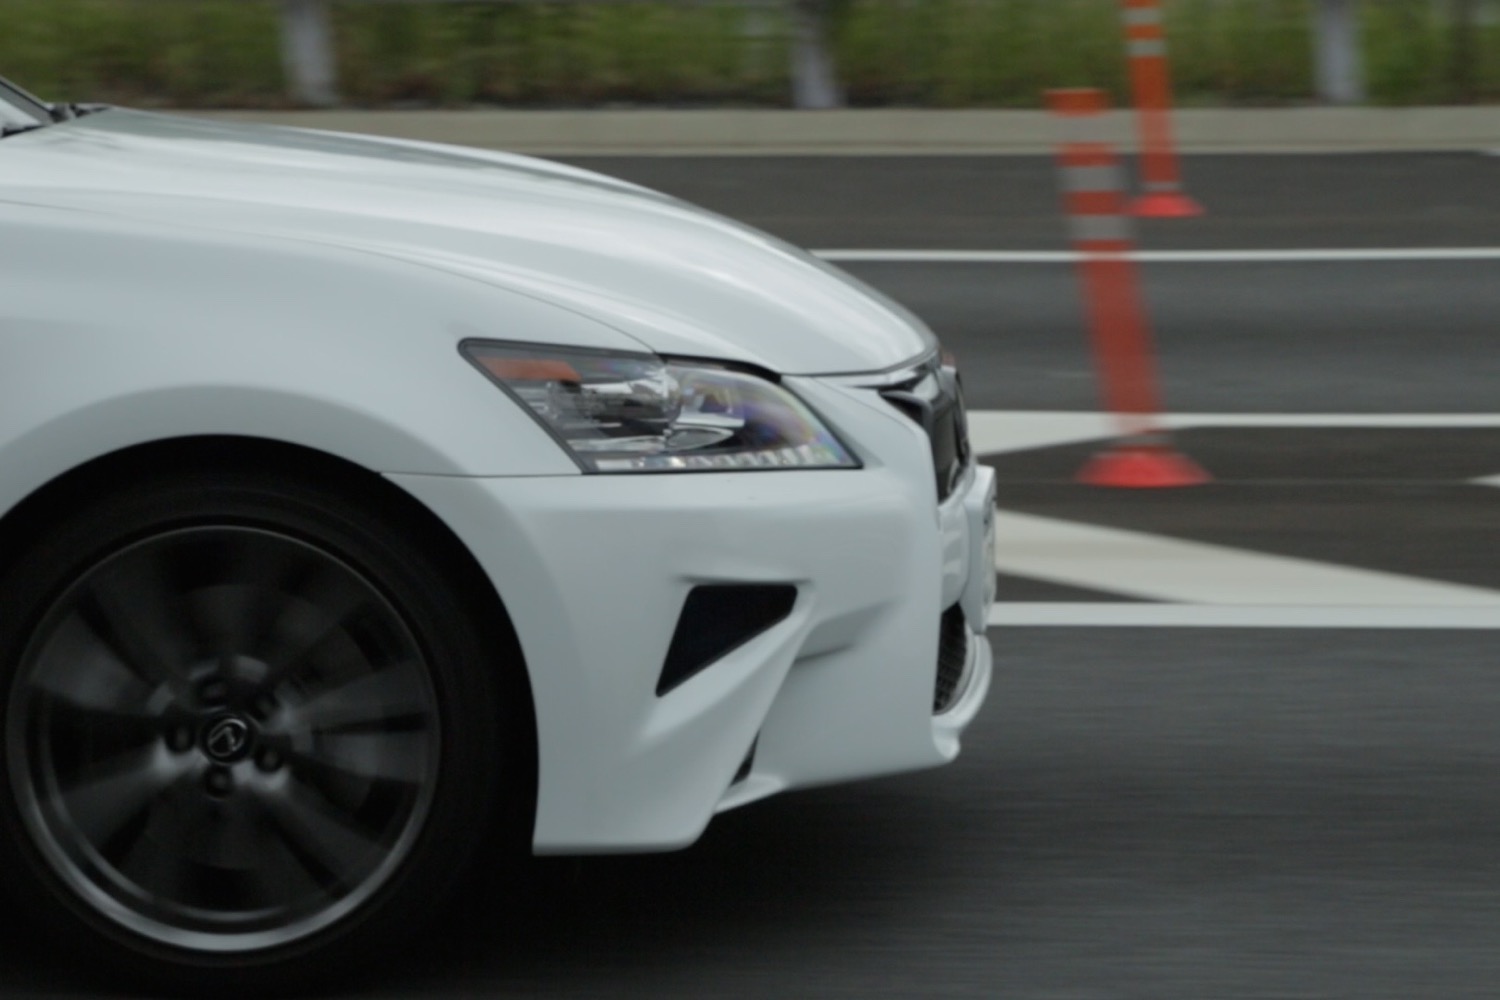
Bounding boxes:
0 468 525 994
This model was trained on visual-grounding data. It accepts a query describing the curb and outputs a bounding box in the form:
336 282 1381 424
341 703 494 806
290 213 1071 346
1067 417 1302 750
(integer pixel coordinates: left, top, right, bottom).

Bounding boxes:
190 107 1500 156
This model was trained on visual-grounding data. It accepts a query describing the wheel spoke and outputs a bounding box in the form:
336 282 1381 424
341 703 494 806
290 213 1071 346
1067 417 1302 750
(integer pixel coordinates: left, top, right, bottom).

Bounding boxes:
218 532 307 649
255 781 387 893
49 744 193 848
181 793 261 872
116 825 203 909
261 593 386 689
296 732 433 785
278 664 432 733
245 818 331 910
185 583 266 662
76 558 192 691
14 523 441 949
182 532 314 659
29 613 160 721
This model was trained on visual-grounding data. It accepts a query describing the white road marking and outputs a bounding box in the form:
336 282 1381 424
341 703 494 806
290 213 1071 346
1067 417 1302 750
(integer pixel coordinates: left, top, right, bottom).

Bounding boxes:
987 603 1500 629
968 410 1500 457
969 411 1116 456
972 412 1500 626
846 250 1490 626
816 248 1500 264
993 510 1500 608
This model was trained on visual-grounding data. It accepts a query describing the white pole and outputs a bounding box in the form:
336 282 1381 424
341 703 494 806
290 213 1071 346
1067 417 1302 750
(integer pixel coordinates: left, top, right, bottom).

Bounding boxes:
1314 0 1365 104
280 0 339 107
789 0 844 109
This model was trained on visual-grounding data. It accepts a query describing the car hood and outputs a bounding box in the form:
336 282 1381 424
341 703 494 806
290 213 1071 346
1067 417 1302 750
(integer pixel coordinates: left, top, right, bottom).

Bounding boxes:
0 110 935 375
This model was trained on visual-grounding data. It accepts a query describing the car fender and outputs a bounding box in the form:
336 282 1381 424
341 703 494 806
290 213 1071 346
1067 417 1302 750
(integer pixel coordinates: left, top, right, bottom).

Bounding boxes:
0 201 652 518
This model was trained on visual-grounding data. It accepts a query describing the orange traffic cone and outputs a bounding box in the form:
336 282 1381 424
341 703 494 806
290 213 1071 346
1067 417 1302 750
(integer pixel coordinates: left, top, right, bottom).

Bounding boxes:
1046 88 1210 489
1076 433 1211 489
1120 0 1204 218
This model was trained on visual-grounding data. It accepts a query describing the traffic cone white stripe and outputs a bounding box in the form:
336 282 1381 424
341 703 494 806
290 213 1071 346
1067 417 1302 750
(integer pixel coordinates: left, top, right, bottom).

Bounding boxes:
1062 165 1127 194
1070 215 1133 244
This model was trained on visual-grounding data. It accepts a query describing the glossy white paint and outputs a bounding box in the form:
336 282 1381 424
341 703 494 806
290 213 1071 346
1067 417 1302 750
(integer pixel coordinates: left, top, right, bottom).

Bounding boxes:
393 379 994 851
0 198 592 509
2 111 934 374
0 110 990 853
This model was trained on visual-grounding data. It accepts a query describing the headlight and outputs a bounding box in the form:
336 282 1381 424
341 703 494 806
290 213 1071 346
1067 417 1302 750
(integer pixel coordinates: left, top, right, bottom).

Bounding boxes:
462 341 860 473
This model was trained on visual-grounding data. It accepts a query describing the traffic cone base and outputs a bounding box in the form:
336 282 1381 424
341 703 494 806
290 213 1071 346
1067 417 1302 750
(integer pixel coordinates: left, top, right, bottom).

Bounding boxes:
1076 445 1211 488
1131 192 1204 218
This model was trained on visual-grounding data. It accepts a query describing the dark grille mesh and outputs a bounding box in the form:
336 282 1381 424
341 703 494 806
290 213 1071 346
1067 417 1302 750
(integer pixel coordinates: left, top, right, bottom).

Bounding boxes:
878 361 971 503
933 603 970 714
930 402 966 502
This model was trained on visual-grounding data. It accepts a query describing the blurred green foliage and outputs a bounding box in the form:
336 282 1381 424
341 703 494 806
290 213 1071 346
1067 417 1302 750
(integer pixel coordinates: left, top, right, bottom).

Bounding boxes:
1140 0 1314 104
1360 0 1500 103
2 0 1499 108
836 0 1128 106
335 2 784 105
1 0 284 106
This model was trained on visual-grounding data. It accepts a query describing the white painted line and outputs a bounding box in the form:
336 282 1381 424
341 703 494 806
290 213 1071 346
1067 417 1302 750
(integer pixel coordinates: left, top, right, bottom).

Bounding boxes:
1471 474 1500 489
1070 215 1133 244
1148 413 1500 428
994 510 1500 608
968 411 1116 456
968 410 1500 458
815 248 1500 264
988 602 1500 629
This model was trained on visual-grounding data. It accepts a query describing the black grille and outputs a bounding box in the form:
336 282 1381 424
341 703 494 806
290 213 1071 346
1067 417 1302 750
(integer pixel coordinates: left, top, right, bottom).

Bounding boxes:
929 398 967 502
933 603 969 714
880 360 971 502
658 585 797 696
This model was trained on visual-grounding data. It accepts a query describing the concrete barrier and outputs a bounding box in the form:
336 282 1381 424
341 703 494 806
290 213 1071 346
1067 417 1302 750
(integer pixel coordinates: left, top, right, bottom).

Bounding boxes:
192 107 1500 156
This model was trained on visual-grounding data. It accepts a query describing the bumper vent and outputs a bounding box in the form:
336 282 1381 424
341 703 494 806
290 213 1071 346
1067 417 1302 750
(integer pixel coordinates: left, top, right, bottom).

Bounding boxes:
933 603 970 714
878 358 971 502
732 736 759 785
658 585 797 696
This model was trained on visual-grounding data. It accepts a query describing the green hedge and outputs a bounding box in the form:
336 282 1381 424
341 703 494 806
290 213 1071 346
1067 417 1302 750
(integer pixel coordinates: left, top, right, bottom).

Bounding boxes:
2 0 1499 108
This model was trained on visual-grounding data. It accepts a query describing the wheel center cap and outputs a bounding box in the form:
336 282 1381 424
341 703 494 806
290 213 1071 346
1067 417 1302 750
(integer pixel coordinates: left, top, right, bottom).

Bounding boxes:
202 715 254 764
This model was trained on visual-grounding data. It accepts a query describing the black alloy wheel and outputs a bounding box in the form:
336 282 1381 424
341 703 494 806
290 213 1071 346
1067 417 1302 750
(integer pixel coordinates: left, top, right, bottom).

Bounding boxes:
0 466 528 994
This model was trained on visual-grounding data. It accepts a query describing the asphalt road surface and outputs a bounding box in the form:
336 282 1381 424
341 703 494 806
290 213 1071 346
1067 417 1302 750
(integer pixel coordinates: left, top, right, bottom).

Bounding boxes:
8 154 1500 999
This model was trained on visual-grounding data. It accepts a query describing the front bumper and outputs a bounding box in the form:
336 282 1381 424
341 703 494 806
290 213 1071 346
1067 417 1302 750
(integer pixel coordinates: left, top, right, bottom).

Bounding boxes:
389 371 995 854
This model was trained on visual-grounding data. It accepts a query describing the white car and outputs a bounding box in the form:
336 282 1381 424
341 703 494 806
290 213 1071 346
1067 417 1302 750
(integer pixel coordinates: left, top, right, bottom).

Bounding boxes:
0 79 995 991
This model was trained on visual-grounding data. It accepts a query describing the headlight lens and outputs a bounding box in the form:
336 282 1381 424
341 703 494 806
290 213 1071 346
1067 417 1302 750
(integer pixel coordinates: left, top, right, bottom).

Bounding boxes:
462 341 859 473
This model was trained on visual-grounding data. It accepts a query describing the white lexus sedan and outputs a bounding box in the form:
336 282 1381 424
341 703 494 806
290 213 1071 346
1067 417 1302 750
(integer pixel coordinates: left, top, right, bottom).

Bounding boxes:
0 79 994 992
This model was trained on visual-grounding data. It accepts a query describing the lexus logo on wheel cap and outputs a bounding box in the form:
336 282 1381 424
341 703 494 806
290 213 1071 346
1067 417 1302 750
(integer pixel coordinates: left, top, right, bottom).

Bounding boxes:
204 716 252 763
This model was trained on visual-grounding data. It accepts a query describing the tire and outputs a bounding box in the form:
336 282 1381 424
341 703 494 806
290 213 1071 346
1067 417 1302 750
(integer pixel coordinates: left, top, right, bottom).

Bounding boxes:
0 466 526 995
